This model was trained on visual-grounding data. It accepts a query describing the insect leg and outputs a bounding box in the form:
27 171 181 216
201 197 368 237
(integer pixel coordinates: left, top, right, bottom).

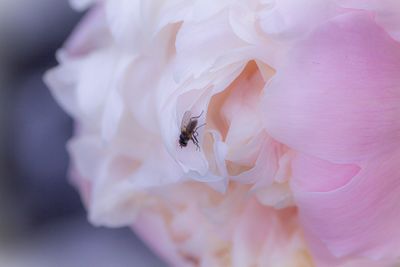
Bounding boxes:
192 134 199 143
195 123 206 131
191 136 200 151
190 110 204 120
195 141 201 151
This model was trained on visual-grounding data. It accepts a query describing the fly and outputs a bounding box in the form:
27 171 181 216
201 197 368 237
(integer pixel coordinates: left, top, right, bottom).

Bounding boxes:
179 110 205 150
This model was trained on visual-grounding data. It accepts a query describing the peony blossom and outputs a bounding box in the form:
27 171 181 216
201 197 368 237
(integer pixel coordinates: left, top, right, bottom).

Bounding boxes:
45 0 400 266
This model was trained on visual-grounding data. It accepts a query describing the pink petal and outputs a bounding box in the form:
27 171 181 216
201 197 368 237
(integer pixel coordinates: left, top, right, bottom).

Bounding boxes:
291 153 360 193
262 12 400 163
261 11 400 262
292 152 400 262
337 0 400 42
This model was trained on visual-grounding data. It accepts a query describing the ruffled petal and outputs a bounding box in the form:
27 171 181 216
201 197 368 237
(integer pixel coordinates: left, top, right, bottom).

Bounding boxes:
122 24 178 134
228 0 267 45
68 125 184 227
105 0 192 53
45 48 133 122
258 0 341 40
174 10 247 82
158 63 245 183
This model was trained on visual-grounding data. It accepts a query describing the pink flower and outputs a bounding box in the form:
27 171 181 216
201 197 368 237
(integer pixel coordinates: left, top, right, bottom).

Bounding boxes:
45 0 400 266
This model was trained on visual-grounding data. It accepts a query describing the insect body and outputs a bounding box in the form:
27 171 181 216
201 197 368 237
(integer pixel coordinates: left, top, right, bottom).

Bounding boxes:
179 111 205 150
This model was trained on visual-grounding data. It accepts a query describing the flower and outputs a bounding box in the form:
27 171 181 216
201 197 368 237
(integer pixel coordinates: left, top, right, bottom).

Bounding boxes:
45 0 400 266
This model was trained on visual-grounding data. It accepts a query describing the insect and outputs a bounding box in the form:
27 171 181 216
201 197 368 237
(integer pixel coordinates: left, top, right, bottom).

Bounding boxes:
179 110 206 150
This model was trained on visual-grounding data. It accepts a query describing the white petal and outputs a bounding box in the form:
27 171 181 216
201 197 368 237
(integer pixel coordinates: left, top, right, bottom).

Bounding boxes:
174 11 247 81
101 90 123 141
259 0 340 40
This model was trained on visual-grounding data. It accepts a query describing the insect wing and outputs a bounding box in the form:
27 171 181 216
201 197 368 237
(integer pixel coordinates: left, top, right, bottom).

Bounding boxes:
180 111 192 131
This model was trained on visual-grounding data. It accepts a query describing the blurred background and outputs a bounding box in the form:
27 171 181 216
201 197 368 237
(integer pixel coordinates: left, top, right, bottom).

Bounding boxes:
0 1 165 266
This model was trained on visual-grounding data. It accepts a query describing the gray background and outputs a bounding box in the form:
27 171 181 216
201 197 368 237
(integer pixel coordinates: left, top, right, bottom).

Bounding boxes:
0 1 166 266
